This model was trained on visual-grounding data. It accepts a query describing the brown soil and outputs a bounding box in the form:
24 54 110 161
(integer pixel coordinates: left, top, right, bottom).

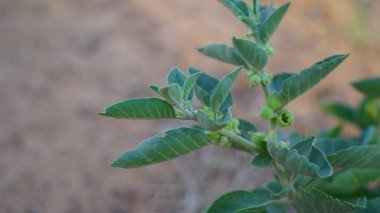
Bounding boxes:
0 0 379 212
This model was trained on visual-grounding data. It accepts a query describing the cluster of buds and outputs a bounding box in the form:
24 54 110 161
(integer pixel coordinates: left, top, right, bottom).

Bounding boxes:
259 94 294 128
205 119 240 149
245 70 272 88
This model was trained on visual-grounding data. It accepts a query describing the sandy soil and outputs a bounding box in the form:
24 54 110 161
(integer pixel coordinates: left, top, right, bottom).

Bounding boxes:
0 0 379 212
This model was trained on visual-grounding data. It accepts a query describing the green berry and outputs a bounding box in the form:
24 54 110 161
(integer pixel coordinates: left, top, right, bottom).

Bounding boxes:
266 93 283 110
259 106 275 120
276 109 294 128
219 136 232 149
249 75 261 87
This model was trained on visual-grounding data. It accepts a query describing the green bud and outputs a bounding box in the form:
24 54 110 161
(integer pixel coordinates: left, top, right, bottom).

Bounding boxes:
219 136 232 149
250 132 268 149
276 109 294 128
261 74 272 85
266 93 283 110
259 106 275 120
230 119 239 129
206 131 221 140
249 75 261 87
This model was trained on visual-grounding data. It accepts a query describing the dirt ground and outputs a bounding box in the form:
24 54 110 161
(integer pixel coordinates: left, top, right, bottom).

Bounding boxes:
0 0 379 212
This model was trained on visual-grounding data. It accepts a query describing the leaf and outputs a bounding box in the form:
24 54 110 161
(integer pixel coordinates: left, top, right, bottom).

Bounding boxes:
292 188 366 213
158 83 184 107
219 0 249 18
277 54 349 105
327 145 380 169
355 197 380 213
314 138 357 156
316 169 380 197
238 119 258 140
232 37 268 70
258 5 277 28
358 98 380 127
206 188 282 213
267 138 333 178
352 77 380 98
198 44 246 67
210 67 243 112
183 72 201 101
359 126 377 145
269 72 294 93
111 127 212 168
251 153 272 168
167 67 186 86
97 98 176 120
189 67 233 112
321 102 358 124
257 2 290 44
197 109 232 131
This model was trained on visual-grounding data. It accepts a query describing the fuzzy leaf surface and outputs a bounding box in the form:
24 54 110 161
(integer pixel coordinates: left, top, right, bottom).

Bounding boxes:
111 127 212 168
232 37 268 70
327 145 380 169
198 44 247 67
277 54 349 105
97 98 176 119
197 109 232 131
269 72 294 93
257 2 290 44
219 0 249 18
182 72 201 100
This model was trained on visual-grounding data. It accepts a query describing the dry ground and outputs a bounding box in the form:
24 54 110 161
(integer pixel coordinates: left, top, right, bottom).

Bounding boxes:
0 0 379 212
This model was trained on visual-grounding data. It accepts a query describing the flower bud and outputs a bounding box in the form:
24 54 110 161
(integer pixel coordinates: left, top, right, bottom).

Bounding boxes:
249 75 261 87
259 106 275 119
206 131 221 140
261 74 272 85
276 109 294 128
266 93 283 110
219 136 232 148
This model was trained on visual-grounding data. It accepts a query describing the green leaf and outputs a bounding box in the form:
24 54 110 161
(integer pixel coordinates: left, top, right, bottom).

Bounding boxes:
167 67 186 86
316 169 380 197
327 145 380 169
355 197 380 213
111 127 212 168
257 2 290 44
238 119 258 140
269 72 294 93
183 72 201 101
314 138 357 156
321 102 358 124
197 108 232 131
352 77 380 98
206 188 282 213
219 0 249 18
292 188 366 213
189 67 233 112
198 44 246 67
360 126 377 145
97 98 176 120
277 54 349 105
267 138 333 178
158 83 184 107
358 98 380 127
210 67 243 112
251 153 272 168
148 85 160 94
232 37 268 70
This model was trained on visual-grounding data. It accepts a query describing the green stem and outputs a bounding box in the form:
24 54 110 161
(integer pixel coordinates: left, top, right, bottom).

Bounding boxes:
219 129 262 153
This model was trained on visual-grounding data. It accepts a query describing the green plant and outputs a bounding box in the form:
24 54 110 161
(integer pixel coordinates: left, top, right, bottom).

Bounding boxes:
98 1 380 212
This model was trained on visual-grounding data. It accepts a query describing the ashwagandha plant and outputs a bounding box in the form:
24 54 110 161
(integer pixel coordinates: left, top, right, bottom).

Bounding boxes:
98 1 380 212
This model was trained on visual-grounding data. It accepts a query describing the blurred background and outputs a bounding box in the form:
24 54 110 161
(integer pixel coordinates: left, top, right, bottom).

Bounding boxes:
0 0 379 212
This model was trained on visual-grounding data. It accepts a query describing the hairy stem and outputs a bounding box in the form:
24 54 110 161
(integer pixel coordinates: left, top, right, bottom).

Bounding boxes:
219 129 262 153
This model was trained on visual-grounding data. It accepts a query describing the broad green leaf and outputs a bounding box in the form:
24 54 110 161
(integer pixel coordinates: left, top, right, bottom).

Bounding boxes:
183 72 201 101
210 67 243 112
277 54 349 105
197 109 232 131
355 197 380 213
316 169 380 197
97 98 176 120
258 5 276 27
251 153 272 167
198 44 246 67
352 77 380 98
269 72 294 93
293 188 366 213
206 188 282 213
314 138 357 156
327 145 380 169
321 102 358 124
158 83 184 107
219 0 249 18
189 67 233 112
111 127 212 168
267 138 332 178
238 119 258 140
167 67 186 86
232 37 268 70
257 3 290 44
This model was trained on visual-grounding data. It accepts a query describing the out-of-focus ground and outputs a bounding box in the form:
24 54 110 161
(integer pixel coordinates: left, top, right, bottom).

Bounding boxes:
0 0 379 212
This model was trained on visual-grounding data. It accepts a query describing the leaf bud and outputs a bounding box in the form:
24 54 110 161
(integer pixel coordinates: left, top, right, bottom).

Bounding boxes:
219 136 232 148
261 74 272 85
249 75 261 87
276 109 294 128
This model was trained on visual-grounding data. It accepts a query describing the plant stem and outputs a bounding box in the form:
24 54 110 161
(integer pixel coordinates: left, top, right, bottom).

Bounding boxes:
219 129 262 153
